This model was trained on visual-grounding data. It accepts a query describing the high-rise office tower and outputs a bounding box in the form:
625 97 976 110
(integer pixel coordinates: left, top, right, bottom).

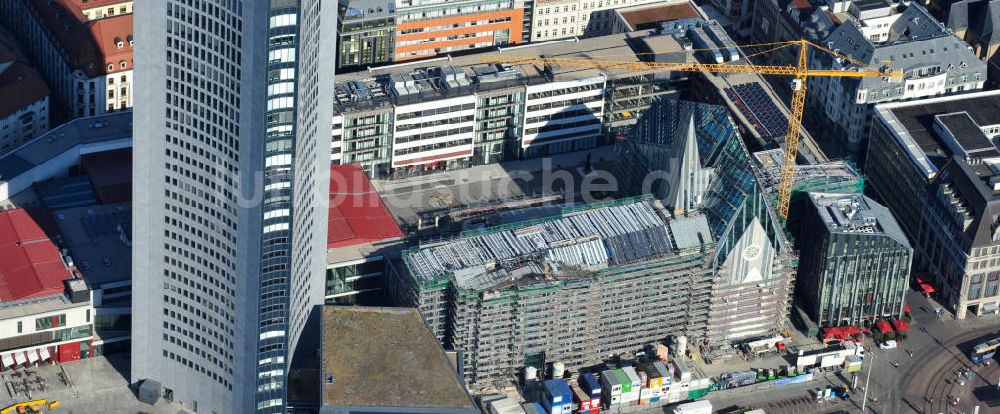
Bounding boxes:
132 1 334 413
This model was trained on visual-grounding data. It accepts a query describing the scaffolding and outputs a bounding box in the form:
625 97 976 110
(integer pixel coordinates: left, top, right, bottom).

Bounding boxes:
395 199 717 391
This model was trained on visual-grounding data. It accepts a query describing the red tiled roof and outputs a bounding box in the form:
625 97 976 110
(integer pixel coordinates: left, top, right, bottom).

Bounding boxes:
619 2 701 30
328 164 403 249
0 209 71 301
71 0 131 10
0 63 50 119
25 0 133 77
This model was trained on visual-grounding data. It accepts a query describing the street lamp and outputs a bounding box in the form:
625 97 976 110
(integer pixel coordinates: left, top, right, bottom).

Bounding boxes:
862 349 875 413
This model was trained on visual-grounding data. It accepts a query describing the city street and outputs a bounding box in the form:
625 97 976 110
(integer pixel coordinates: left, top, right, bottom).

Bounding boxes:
701 290 1000 414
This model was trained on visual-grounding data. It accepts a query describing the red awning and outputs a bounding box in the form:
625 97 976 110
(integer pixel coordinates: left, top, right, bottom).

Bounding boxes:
892 320 909 332
821 325 864 341
875 320 893 334
919 283 936 294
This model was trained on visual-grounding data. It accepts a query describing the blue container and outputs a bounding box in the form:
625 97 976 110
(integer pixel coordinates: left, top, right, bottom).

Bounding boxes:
580 373 602 399
542 379 573 414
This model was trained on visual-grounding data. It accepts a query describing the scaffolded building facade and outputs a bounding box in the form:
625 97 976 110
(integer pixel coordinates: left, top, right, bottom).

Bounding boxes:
618 99 797 359
392 197 716 389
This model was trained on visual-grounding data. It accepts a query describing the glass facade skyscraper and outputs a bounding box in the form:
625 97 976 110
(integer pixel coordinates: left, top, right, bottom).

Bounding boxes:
133 1 334 413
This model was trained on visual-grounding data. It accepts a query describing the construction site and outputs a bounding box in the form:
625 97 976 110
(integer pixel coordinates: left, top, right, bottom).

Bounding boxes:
387 98 798 391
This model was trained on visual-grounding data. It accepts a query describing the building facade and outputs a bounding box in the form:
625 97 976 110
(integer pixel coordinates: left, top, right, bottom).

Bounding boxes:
132 2 334 414
331 31 687 178
392 197 716 390
618 99 796 355
388 99 794 388
866 90 1000 319
336 0 396 70
0 208 94 370
0 62 49 153
393 0 525 62
529 0 676 41
0 0 133 119
795 193 912 327
807 2 985 151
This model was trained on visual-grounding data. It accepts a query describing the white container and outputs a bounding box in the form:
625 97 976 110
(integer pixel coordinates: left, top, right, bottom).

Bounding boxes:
552 362 566 378
525 366 538 382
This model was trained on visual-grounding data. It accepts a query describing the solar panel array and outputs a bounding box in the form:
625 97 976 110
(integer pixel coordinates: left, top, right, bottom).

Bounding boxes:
407 201 675 287
725 83 788 139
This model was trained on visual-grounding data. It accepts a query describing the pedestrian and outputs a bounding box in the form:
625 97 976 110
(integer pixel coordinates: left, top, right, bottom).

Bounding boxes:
929 397 934 405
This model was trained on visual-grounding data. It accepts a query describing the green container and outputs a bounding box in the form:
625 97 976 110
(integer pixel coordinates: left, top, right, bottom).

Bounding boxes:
613 369 631 393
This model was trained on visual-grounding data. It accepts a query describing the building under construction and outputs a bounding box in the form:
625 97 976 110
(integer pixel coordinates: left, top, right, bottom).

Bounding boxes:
389 99 796 389
392 196 715 390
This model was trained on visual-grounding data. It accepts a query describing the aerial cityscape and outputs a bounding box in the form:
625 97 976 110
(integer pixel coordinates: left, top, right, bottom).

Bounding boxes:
2 0 1000 413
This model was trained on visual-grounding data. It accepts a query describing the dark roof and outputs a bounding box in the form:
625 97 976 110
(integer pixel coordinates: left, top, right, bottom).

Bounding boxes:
936 112 996 155
0 63 50 118
853 0 892 12
949 0 1000 43
888 93 1000 164
321 307 478 412
80 148 131 204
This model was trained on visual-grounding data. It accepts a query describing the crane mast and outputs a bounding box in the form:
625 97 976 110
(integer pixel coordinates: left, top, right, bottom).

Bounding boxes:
482 39 902 219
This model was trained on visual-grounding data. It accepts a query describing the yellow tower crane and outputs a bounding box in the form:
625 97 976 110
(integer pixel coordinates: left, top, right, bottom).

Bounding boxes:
481 39 903 219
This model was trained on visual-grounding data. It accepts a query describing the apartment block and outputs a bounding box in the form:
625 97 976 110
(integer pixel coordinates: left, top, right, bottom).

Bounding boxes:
812 2 984 151
332 31 688 178
866 90 1000 319
394 0 525 62
795 193 912 328
0 0 133 119
0 31 49 153
529 0 683 41
337 0 396 70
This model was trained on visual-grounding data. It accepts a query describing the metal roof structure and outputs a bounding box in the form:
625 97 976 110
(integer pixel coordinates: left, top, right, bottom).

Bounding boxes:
808 192 910 246
406 199 677 289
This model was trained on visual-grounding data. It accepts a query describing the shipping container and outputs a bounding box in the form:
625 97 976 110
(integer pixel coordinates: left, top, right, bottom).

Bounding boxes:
542 379 573 414
672 359 692 382
489 397 528 414
639 388 653 404
600 369 622 396
580 372 602 399
613 369 632 393
522 402 547 414
571 382 593 412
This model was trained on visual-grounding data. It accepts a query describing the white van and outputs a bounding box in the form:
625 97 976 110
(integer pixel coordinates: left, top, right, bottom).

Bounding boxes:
878 340 897 350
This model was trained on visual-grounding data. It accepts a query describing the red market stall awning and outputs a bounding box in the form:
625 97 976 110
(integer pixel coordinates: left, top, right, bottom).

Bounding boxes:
915 274 937 294
892 320 910 332
875 320 893 334
821 325 865 342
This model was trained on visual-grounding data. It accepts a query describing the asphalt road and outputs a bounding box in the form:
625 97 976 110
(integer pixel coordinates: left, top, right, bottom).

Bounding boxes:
702 290 1000 414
